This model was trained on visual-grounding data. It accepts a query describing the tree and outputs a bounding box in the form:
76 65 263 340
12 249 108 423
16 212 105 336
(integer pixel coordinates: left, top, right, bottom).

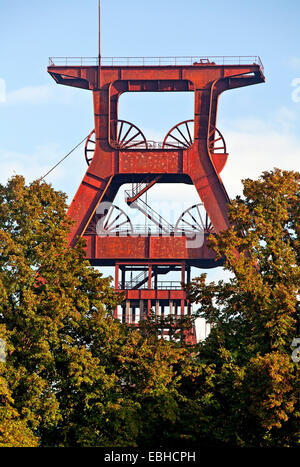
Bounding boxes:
184 169 299 447
0 325 39 447
0 176 123 445
0 176 192 447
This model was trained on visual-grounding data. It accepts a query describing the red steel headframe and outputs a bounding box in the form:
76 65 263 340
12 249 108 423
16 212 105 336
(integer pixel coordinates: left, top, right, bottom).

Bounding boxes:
48 58 264 258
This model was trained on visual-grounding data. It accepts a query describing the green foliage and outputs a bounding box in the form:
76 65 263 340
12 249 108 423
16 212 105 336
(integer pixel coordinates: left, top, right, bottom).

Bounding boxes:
0 325 39 446
0 176 121 445
138 310 196 344
0 176 190 447
0 170 298 447
185 169 300 446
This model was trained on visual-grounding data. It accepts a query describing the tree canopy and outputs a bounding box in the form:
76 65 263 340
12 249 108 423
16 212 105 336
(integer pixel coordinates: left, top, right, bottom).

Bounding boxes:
0 176 192 447
0 169 299 447
184 168 299 446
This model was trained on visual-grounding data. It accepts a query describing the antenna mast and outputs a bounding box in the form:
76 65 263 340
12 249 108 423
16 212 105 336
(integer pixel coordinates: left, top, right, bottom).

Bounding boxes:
98 0 101 86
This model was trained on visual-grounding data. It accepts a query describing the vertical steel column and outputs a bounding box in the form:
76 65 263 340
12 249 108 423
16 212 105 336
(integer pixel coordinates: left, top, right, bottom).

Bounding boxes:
187 265 191 315
181 263 185 315
121 266 125 290
114 264 119 319
155 300 159 318
140 299 144 321
125 300 130 323
148 264 152 315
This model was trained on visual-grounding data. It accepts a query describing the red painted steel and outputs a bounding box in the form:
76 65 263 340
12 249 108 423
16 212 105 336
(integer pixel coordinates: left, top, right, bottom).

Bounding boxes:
48 62 264 248
48 57 265 345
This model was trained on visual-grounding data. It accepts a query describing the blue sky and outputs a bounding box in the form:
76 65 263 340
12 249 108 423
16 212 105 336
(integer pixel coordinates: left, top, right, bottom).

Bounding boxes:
0 0 300 285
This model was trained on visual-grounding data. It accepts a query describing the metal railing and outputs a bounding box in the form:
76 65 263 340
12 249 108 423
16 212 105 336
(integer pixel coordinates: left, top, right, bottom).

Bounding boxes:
126 198 174 234
113 140 185 150
96 224 204 236
48 55 264 73
125 182 149 200
118 280 182 290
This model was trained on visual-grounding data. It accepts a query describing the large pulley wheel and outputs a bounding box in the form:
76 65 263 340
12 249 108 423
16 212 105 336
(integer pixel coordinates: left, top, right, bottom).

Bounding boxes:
175 203 214 235
84 129 96 166
110 119 148 150
95 203 133 235
84 120 148 166
209 127 226 154
162 119 194 149
162 120 226 155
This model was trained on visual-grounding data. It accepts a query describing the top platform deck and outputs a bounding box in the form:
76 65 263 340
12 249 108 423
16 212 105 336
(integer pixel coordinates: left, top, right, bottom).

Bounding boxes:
48 55 265 91
48 55 264 72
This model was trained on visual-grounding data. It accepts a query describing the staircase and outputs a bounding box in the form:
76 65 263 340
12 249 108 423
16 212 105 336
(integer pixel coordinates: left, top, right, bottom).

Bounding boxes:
124 176 174 234
125 176 161 204
124 265 179 289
